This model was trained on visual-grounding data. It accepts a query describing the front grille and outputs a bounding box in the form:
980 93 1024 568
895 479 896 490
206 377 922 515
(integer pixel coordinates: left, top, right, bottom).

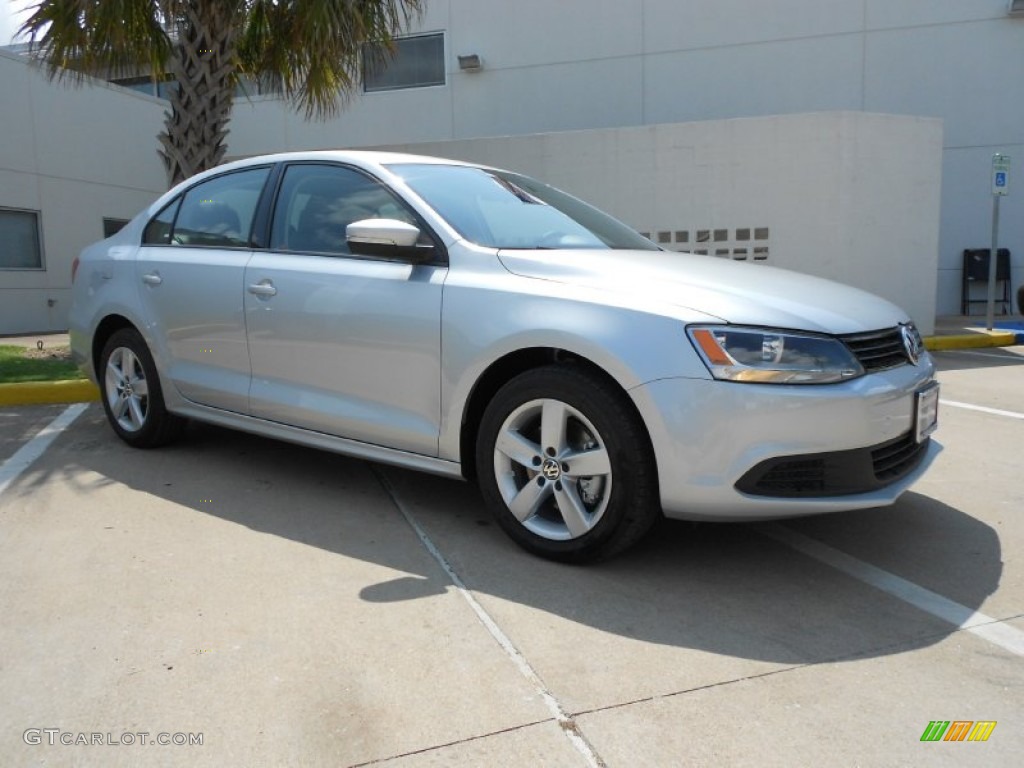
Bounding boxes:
736 432 930 498
840 327 909 373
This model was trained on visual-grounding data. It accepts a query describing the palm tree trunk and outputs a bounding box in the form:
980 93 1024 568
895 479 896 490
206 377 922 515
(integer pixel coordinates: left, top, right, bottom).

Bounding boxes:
158 2 239 186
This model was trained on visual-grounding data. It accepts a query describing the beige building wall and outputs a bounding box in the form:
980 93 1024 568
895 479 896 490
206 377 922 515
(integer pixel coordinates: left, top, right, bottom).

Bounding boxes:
0 50 166 333
377 112 943 333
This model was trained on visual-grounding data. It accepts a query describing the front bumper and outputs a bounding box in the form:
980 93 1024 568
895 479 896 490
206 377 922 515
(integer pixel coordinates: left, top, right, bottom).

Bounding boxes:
630 364 941 521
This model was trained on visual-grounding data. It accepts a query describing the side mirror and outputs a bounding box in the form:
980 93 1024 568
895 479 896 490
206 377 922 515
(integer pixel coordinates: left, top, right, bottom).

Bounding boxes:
346 219 433 262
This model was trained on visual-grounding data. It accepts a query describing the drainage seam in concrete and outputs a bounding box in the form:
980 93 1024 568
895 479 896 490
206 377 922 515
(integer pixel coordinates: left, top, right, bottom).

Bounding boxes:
374 468 605 768
568 613 1024 721
346 718 552 768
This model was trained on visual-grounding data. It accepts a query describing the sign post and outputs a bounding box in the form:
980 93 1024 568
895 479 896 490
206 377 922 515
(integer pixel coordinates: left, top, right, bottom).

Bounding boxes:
987 154 1010 330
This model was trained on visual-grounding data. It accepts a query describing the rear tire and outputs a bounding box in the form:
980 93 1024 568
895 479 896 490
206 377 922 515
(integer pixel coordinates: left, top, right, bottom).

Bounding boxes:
476 365 660 562
98 328 183 448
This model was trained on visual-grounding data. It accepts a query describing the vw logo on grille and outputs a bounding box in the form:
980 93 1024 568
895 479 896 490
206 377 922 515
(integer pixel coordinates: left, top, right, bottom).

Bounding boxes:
901 324 923 366
541 458 561 480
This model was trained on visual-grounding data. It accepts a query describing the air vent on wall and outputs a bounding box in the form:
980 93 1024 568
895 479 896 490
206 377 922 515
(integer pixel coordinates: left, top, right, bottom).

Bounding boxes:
1009 0 1024 15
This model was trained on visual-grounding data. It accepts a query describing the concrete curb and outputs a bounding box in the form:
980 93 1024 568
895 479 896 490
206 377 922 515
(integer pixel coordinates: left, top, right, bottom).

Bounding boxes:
0 379 99 407
923 331 1020 351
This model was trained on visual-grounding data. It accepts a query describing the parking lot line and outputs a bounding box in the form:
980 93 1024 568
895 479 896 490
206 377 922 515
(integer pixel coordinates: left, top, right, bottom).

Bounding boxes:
937 349 1024 361
0 403 87 497
373 468 605 768
940 399 1024 420
759 524 1024 657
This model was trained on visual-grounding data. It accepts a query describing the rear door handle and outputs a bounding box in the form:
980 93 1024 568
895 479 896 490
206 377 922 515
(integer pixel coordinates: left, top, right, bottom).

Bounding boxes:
248 279 277 297
141 272 162 286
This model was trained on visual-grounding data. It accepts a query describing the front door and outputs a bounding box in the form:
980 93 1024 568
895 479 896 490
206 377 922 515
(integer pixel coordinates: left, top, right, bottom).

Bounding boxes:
244 163 446 455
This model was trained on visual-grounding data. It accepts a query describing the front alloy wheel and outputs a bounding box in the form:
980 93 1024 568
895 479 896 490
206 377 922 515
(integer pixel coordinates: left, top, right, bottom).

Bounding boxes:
493 398 612 541
477 365 660 562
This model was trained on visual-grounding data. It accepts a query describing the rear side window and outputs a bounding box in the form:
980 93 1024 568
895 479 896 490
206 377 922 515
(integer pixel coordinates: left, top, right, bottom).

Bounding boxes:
155 167 270 248
142 198 180 245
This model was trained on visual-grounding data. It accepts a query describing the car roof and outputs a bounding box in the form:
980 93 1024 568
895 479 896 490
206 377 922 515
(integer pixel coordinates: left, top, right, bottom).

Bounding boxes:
215 149 477 175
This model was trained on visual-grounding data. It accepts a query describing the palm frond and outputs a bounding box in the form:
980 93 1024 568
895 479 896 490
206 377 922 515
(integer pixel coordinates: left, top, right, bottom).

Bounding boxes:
237 0 424 119
19 0 173 82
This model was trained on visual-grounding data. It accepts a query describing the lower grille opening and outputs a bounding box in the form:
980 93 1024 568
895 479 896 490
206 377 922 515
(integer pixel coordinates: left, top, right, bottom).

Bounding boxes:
736 432 929 498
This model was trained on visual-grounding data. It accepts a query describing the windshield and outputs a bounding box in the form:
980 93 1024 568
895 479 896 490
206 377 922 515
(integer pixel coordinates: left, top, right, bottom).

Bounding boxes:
386 163 660 251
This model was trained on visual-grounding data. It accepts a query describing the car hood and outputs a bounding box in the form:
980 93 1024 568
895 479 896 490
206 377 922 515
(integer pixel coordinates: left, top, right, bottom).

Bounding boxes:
496 249 909 335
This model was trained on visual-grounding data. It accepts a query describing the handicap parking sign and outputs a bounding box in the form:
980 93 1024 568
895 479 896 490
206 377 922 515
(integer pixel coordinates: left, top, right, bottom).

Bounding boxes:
992 155 1010 196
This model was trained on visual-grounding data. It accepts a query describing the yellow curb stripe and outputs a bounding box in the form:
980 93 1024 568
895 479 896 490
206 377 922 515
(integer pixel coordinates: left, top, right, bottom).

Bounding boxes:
924 331 1017 351
0 380 100 406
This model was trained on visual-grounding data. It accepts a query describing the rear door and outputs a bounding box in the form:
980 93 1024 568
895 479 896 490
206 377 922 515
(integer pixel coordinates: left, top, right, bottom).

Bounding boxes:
244 162 446 455
135 166 271 412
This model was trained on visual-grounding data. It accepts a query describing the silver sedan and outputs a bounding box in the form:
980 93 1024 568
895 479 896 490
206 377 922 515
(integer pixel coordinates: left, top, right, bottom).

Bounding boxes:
69 151 939 561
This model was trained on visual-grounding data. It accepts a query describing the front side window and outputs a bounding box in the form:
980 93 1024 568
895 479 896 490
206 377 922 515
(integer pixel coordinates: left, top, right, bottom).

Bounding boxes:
363 32 445 92
170 167 271 247
389 164 659 251
271 164 422 256
0 208 43 269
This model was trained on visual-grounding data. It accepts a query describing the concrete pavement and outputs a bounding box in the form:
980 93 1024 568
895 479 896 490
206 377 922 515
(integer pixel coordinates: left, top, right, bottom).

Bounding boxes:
0 345 1021 766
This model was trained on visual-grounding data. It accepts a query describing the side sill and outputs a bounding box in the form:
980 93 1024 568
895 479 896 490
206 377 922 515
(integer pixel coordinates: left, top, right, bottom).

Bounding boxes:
170 402 464 481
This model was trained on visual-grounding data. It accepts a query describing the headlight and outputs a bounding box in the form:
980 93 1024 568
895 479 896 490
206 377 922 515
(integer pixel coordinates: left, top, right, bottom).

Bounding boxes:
687 326 864 384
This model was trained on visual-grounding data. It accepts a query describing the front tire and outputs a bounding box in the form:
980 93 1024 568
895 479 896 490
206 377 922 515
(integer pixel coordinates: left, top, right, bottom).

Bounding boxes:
476 365 660 562
98 328 183 448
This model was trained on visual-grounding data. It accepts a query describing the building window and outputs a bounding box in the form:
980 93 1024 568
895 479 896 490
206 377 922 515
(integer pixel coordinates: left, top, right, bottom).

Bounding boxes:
103 218 130 238
0 208 43 270
110 74 178 100
363 33 445 92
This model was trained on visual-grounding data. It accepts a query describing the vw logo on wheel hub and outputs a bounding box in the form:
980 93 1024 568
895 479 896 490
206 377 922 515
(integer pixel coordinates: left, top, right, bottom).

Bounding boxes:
541 458 561 480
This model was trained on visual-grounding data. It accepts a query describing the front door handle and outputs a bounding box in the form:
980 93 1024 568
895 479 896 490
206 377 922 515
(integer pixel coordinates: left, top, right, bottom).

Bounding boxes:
141 272 162 286
248 279 277 297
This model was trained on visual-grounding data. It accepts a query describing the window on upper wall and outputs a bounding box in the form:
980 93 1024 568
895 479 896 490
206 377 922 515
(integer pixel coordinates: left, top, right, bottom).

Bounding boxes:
103 218 130 238
363 32 445 92
0 208 43 270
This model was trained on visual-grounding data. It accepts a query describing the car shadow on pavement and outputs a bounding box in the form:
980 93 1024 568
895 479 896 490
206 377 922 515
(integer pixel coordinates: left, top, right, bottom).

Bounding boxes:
43 406 1003 668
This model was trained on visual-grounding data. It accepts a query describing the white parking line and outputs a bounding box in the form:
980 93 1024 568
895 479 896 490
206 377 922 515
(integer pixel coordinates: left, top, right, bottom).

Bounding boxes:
0 404 88 497
760 524 1024 657
937 349 1024 361
941 399 1024 420
374 468 604 768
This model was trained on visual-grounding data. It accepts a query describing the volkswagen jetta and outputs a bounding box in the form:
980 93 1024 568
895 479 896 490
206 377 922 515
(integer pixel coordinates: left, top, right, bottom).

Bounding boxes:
69 151 940 561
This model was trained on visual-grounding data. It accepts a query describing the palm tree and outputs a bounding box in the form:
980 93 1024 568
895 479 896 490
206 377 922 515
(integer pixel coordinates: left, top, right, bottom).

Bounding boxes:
19 0 423 186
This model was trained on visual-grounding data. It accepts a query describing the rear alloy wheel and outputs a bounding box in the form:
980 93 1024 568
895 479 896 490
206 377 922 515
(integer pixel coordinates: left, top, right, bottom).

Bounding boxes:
477 366 660 562
99 328 183 448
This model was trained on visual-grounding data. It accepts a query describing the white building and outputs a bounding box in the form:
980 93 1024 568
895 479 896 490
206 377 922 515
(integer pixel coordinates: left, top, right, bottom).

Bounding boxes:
2 0 1023 333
